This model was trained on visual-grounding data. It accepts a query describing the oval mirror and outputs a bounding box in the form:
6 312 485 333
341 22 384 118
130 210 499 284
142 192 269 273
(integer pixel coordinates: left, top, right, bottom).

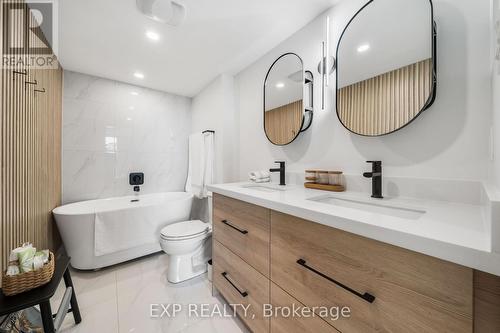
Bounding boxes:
264 53 312 145
336 0 436 136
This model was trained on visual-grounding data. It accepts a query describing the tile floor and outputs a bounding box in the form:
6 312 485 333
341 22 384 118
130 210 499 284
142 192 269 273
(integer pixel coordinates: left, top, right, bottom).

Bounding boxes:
50 253 248 333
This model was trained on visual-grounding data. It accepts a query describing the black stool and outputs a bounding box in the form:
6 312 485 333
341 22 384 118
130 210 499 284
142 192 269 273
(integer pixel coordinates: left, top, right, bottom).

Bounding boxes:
0 253 81 332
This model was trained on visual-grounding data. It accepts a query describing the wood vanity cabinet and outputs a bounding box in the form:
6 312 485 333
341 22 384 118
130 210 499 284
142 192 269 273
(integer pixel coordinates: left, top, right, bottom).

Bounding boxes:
270 211 473 333
269 282 339 333
213 194 270 277
212 194 475 333
213 241 270 333
213 194 271 332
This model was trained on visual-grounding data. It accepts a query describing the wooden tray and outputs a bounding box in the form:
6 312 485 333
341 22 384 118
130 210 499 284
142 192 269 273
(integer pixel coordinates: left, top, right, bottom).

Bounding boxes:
304 182 345 192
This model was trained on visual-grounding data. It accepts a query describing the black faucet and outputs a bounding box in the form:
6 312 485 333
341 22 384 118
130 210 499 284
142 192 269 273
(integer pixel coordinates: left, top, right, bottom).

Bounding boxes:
363 161 383 199
269 161 286 186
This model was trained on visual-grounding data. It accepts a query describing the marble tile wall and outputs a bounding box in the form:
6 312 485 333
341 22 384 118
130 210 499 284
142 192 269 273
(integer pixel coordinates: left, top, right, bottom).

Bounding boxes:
62 71 191 203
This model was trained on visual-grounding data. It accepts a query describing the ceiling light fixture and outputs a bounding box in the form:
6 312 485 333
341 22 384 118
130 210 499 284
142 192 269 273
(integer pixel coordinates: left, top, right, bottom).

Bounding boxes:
130 91 139 96
133 72 145 79
357 44 370 53
276 82 285 89
136 0 186 26
145 30 160 41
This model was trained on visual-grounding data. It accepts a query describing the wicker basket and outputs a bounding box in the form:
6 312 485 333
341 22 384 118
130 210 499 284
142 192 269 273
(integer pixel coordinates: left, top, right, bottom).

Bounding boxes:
2 252 55 296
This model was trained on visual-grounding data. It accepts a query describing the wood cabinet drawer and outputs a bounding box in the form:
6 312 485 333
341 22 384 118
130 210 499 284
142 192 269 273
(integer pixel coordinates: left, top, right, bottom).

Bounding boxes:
270 282 339 333
213 240 270 333
213 194 270 276
270 211 473 333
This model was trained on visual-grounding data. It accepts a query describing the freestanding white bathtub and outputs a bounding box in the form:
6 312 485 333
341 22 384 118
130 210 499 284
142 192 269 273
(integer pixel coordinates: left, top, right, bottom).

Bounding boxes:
53 192 193 270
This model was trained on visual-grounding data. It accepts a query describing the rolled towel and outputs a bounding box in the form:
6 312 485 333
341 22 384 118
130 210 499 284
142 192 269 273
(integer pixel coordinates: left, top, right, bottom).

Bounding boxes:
33 250 49 269
17 243 36 273
6 265 20 276
9 246 25 262
249 170 271 181
33 254 44 270
249 171 259 180
252 177 270 183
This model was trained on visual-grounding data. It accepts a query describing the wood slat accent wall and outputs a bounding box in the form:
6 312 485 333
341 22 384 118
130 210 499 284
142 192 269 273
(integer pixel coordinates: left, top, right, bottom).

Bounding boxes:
264 99 303 145
338 58 432 136
0 1 62 284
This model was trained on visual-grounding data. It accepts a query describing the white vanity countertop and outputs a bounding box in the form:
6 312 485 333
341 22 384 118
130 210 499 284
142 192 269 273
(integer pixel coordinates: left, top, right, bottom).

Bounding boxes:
207 182 500 276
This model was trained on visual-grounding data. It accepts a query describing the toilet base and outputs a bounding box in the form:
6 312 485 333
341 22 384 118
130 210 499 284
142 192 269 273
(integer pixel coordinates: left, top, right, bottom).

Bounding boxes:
167 253 208 283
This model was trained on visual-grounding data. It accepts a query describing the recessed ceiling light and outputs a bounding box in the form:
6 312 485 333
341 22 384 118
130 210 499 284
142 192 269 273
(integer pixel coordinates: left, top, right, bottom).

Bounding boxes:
130 91 139 96
357 44 370 53
126 117 132 121
133 72 145 79
145 30 160 41
276 82 285 89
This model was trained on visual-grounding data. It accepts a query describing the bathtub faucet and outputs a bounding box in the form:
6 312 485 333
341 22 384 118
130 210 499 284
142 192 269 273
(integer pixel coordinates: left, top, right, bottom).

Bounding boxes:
129 172 144 196
132 185 140 201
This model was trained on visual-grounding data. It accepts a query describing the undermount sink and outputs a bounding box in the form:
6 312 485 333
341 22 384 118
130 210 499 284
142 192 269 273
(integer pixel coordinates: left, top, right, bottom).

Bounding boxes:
308 195 426 220
240 183 291 192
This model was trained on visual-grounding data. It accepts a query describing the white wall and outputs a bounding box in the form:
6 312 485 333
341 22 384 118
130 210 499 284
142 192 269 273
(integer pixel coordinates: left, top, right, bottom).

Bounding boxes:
492 0 500 189
191 74 239 184
235 0 492 182
62 71 191 203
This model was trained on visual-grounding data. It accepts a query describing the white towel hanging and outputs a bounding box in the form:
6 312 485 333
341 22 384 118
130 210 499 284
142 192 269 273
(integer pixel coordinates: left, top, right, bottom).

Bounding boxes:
185 131 214 198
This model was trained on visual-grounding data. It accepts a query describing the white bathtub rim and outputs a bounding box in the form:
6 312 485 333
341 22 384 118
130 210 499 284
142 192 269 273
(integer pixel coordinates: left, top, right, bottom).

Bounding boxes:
53 191 194 216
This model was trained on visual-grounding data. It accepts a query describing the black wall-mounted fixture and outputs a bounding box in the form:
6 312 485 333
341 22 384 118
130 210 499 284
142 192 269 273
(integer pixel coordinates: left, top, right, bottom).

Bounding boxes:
129 173 144 186
301 70 314 133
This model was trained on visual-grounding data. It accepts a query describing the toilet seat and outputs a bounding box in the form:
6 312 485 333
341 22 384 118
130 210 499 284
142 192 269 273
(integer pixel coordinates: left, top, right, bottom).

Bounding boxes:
160 220 211 241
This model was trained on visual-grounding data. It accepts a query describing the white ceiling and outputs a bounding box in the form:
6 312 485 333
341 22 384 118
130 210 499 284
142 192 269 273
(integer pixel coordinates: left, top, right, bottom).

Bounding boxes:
58 0 339 97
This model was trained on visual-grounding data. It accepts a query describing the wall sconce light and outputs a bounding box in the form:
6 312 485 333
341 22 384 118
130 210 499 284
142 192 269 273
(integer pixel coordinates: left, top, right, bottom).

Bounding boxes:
318 16 336 110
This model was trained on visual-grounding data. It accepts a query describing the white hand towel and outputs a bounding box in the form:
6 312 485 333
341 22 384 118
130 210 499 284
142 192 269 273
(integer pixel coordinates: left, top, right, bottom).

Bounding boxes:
201 132 214 198
252 177 271 183
249 170 271 181
185 133 204 197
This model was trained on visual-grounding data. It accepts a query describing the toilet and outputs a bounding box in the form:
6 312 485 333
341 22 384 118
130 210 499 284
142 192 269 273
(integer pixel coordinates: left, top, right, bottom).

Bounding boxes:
159 196 213 283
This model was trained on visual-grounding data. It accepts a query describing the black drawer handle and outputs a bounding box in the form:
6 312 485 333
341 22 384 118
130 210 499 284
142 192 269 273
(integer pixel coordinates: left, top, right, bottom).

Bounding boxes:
221 220 248 234
297 259 375 303
221 272 248 297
